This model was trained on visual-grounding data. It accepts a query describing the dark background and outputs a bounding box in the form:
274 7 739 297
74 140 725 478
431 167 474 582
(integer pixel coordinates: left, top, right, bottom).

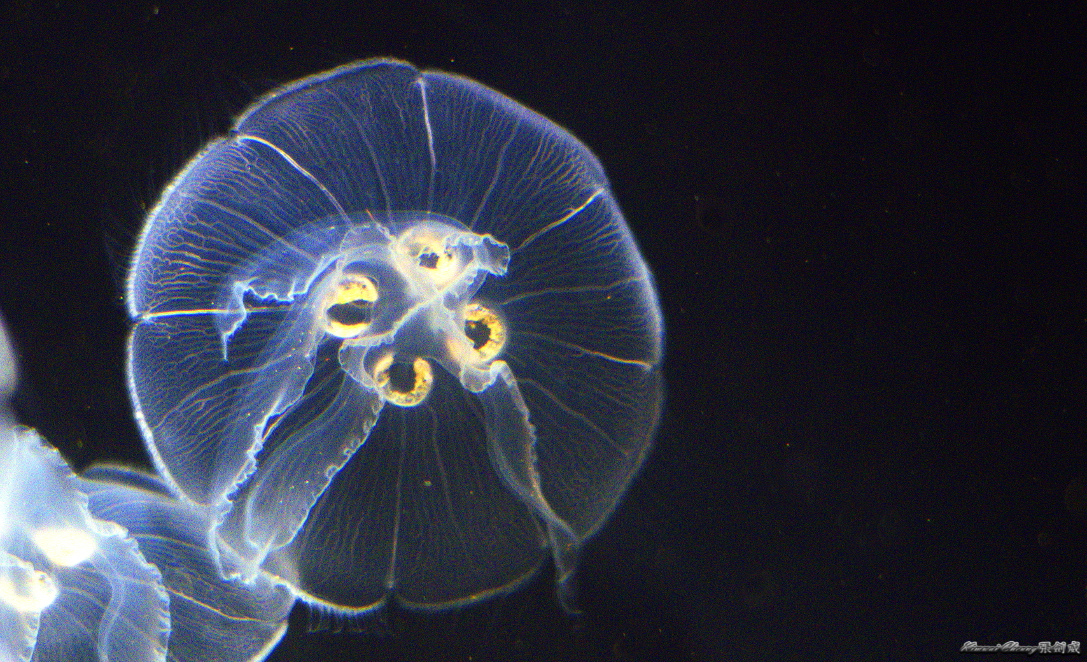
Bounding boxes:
1 2 1085 661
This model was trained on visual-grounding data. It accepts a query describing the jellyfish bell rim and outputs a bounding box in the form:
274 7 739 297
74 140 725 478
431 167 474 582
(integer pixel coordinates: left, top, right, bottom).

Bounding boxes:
273 539 547 617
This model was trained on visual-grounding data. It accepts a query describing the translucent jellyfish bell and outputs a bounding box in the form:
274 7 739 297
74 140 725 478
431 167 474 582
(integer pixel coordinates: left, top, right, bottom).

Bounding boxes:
0 424 171 662
0 316 293 662
0 315 169 662
127 58 664 612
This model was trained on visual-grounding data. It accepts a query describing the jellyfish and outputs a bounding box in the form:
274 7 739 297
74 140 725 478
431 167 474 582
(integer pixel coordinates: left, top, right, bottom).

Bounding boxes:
0 316 293 661
125 58 664 613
